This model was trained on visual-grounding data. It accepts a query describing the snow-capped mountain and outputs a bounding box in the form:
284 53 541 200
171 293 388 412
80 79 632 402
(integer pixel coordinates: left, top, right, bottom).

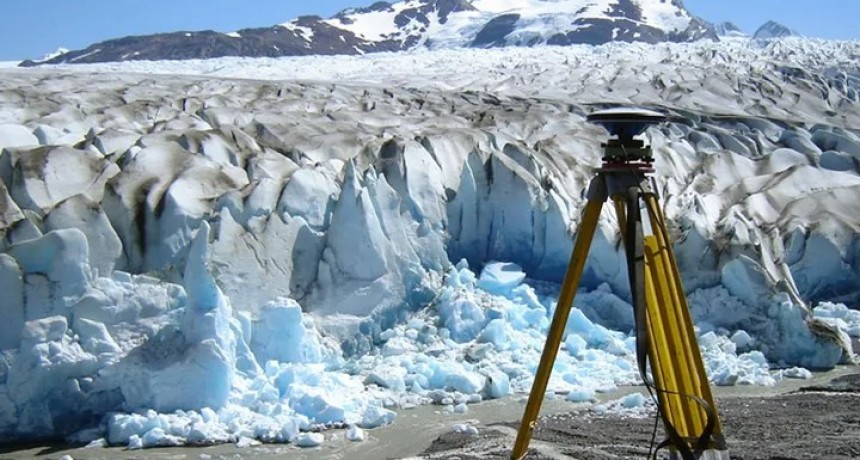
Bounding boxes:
21 0 715 65
714 21 746 38
754 20 799 39
39 47 70 62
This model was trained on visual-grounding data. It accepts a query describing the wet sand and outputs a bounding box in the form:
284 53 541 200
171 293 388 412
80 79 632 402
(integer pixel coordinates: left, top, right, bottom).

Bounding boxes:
2 367 857 460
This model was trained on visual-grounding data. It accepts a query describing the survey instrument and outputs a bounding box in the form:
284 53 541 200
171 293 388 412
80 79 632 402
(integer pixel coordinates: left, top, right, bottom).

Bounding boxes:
511 108 728 460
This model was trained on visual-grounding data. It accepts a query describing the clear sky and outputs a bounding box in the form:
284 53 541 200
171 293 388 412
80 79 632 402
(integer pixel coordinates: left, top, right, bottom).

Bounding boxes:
1 1 857 61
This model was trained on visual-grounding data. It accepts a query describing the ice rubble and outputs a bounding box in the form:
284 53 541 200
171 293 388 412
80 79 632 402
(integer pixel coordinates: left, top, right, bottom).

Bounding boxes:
0 241 810 448
0 38 860 446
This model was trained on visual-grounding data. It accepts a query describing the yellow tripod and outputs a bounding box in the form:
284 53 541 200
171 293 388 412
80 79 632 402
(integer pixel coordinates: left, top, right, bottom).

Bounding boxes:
511 110 728 460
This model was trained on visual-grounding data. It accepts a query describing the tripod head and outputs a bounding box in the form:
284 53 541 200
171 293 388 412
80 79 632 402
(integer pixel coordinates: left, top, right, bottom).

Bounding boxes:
587 108 666 166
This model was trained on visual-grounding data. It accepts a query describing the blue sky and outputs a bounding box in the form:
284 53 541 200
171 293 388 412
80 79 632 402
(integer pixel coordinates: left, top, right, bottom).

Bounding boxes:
1 1 857 61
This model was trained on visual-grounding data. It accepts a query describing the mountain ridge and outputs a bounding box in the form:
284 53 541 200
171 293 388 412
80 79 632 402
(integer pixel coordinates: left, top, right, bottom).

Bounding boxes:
754 20 799 40
18 2 813 67
714 21 746 38
21 0 716 66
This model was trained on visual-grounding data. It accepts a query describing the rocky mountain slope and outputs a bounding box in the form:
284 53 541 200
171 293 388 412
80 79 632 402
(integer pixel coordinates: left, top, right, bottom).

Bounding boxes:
714 21 746 38
754 20 799 39
21 0 715 65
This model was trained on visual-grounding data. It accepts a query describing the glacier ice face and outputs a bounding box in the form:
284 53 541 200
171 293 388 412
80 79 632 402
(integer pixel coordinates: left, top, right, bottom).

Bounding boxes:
1 39 860 444
251 298 323 364
0 124 39 149
0 254 24 349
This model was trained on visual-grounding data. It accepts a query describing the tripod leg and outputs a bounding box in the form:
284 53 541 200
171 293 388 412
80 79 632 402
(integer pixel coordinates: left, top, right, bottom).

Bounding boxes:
642 193 727 456
612 196 627 242
511 199 604 460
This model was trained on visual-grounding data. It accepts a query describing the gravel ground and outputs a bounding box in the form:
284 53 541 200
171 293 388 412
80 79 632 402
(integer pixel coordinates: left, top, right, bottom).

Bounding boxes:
423 373 860 460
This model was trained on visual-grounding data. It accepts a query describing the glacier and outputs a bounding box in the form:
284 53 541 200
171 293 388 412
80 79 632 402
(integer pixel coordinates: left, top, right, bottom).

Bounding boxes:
0 37 859 448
